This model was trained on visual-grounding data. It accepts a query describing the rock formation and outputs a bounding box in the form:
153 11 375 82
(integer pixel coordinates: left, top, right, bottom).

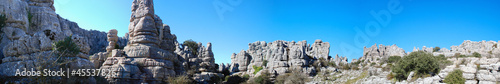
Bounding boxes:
0 0 122 83
360 44 406 64
98 0 181 83
229 40 338 78
412 40 500 58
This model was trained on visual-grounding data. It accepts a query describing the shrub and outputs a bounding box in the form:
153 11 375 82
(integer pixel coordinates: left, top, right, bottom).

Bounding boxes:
248 71 272 84
433 47 440 52
243 74 250 79
443 69 465 84
225 75 247 84
0 14 6 30
473 52 481 58
275 72 309 84
28 10 33 25
53 36 80 55
183 39 199 56
253 65 263 74
387 56 401 63
167 75 194 84
387 73 394 80
370 62 376 66
392 51 439 81
262 60 268 67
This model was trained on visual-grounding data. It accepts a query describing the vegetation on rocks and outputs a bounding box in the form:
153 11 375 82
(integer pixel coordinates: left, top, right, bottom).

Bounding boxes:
386 56 401 63
0 14 6 29
248 71 272 84
275 69 309 84
392 51 440 81
253 65 263 74
472 52 481 58
443 69 465 84
167 75 195 84
433 47 440 52
183 39 199 56
346 71 368 84
225 75 248 84
53 36 80 55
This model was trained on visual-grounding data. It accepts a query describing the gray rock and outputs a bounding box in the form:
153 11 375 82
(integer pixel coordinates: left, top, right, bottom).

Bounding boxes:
407 71 415 81
362 44 406 63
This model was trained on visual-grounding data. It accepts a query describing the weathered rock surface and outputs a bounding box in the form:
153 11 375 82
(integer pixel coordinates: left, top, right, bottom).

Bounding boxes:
229 40 340 79
0 0 114 83
360 44 406 64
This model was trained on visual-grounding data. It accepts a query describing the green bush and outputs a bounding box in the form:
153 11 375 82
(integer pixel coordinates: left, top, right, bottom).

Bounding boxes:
387 56 401 63
53 36 80 55
249 71 272 84
253 65 263 74
473 52 481 58
183 39 199 56
167 75 194 84
243 74 250 79
443 69 465 84
0 13 6 38
392 51 440 81
53 36 80 66
28 10 33 25
433 47 440 52
263 60 268 67
0 14 6 30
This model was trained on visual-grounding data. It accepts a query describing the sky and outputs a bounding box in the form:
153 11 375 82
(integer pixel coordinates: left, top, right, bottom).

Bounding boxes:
54 0 500 64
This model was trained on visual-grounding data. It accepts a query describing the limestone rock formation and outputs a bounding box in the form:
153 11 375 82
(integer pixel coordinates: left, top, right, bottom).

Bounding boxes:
106 29 118 52
361 44 406 63
229 40 335 78
98 0 182 83
412 40 500 58
0 0 114 83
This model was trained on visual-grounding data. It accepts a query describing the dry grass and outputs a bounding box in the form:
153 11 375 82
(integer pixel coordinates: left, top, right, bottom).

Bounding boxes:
346 71 368 84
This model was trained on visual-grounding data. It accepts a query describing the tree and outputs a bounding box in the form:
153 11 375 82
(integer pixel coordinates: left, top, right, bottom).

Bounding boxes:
433 47 440 52
183 39 199 56
392 51 440 81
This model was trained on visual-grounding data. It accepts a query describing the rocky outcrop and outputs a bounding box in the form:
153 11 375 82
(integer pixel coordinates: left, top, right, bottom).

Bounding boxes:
412 40 500 58
98 0 182 83
229 40 335 78
0 0 114 83
360 44 406 63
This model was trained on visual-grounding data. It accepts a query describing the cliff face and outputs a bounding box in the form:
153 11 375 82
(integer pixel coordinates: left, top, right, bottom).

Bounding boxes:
0 0 128 83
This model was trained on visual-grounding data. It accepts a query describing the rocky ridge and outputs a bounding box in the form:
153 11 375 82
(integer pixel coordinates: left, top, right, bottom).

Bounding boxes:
320 40 500 84
228 40 348 79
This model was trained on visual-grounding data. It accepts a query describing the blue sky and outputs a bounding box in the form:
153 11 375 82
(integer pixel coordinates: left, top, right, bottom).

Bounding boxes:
55 0 500 64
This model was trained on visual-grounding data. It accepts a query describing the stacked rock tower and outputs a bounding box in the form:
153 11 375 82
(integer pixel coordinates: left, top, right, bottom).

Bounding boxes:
99 0 181 83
